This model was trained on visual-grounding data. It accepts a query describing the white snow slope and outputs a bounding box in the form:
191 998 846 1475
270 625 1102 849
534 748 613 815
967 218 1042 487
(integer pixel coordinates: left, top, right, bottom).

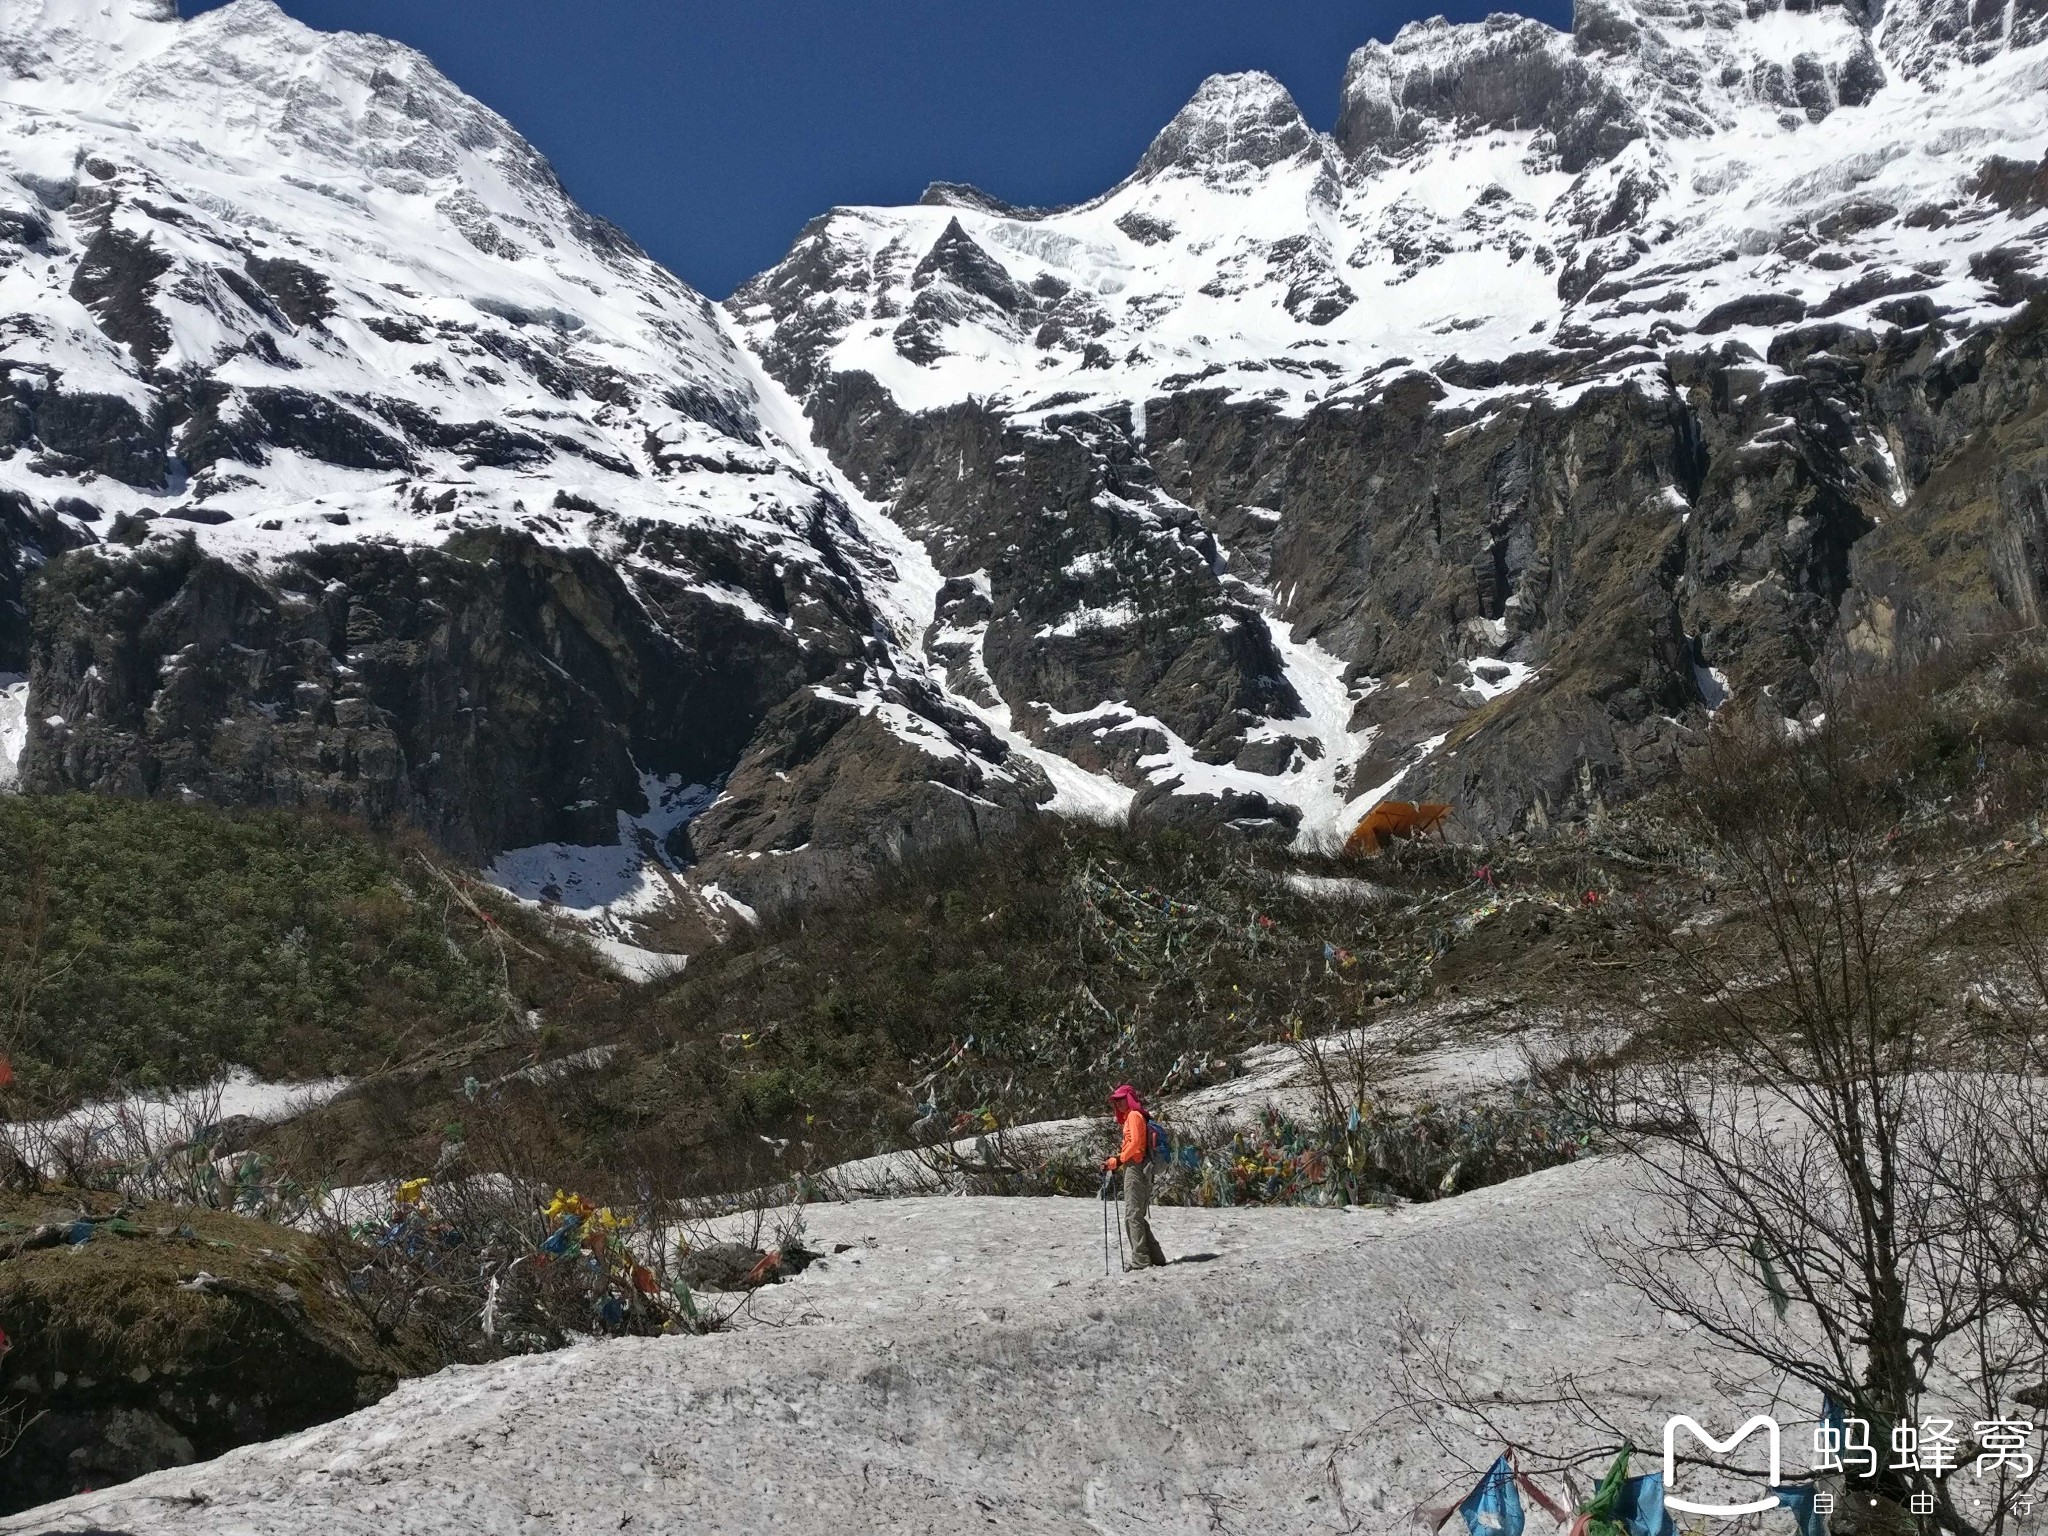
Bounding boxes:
0 1159 1799 1536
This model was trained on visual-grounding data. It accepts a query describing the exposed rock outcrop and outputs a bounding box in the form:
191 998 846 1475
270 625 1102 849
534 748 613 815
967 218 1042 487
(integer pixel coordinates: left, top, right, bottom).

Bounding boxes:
0 1194 426 1518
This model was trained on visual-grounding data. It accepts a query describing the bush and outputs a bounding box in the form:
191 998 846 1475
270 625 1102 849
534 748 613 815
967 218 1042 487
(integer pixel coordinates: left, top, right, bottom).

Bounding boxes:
989 1095 1595 1209
309 1177 709 1363
1189 1097 1595 1207
598 822 1439 1192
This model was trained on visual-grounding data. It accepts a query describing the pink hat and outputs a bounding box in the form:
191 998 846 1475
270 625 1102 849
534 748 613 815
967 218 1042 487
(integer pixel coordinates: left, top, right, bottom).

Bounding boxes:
1108 1083 1144 1115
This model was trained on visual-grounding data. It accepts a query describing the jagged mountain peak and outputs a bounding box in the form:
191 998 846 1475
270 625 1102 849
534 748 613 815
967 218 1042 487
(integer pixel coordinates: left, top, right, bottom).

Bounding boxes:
911 218 1025 306
6 0 601 259
1133 70 1322 180
1339 0 1898 176
0 0 772 509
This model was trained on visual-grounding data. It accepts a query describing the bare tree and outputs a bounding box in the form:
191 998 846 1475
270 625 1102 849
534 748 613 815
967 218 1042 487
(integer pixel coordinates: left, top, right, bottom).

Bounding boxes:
1551 706 2048 1534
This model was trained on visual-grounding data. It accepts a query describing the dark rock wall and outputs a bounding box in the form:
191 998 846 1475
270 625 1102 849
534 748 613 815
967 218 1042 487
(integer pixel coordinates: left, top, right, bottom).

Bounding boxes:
804 370 1305 831
19 527 847 860
1836 298 2048 670
14 505 1053 893
0 493 95 674
778 297 2048 842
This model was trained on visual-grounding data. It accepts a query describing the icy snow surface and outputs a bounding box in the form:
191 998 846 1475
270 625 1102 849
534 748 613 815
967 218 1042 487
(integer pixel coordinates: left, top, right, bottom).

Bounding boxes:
488 776 712 917
1 1160 1801 1536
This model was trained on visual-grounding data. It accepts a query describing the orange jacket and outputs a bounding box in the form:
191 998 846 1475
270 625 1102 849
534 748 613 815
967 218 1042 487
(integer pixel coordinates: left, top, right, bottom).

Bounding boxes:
1104 1108 1149 1171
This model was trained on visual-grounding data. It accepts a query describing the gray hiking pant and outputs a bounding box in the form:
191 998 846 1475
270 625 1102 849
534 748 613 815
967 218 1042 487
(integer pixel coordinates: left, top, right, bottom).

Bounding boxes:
1123 1161 1167 1269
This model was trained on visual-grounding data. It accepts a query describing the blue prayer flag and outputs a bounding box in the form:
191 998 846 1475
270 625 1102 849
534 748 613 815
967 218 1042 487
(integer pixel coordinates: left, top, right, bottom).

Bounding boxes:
1459 1455 1525 1536
1613 1472 1677 1536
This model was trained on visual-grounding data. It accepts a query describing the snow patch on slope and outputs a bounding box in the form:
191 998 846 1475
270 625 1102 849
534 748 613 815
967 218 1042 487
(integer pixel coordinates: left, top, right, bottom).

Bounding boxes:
487 773 711 918
6 1065 350 1174
0 673 26 791
483 772 714 977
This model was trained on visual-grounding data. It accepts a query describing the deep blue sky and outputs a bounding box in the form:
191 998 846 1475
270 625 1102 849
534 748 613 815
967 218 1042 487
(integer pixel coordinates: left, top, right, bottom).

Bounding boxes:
186 1 1571 298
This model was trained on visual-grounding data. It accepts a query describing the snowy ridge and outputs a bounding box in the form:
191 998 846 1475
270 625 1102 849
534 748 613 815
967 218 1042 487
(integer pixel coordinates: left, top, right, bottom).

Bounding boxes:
735 0 2048 428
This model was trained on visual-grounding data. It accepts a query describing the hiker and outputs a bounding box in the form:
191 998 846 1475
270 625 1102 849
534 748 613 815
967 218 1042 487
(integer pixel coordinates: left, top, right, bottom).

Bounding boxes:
1102 1083 1167 1270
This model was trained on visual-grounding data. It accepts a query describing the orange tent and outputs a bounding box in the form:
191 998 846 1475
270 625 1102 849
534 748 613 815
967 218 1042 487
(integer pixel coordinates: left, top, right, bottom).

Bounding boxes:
1343 800 1452 857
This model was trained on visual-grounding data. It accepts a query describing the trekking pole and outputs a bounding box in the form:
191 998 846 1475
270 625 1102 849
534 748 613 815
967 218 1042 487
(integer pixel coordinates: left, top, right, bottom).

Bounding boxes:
1100 1174 1111 1275
1114 1187 1126 1271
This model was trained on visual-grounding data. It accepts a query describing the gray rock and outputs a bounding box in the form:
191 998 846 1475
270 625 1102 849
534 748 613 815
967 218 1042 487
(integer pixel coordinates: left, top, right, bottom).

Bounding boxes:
1338 18 1640 175
1134 73 1319 179
19 525 843 861
65 1407 196 1486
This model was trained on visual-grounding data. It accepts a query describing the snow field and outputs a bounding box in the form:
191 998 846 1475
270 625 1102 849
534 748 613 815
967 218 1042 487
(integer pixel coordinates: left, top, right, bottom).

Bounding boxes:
1 1161 1794 1536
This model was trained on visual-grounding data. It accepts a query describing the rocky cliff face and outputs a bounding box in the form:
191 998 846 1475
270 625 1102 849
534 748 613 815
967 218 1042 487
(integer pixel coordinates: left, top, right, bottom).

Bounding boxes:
732 0 2048 839
0 0 1047 912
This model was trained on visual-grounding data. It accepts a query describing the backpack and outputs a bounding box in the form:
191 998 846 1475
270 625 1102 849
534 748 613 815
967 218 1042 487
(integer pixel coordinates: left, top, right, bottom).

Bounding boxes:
1146 1115 1169 1164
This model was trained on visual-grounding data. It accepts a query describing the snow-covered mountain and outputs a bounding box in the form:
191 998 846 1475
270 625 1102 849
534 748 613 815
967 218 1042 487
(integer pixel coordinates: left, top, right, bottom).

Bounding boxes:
2 0 2046 918
733 0 2048 837
0 0 1052 917
744 2 2041 417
